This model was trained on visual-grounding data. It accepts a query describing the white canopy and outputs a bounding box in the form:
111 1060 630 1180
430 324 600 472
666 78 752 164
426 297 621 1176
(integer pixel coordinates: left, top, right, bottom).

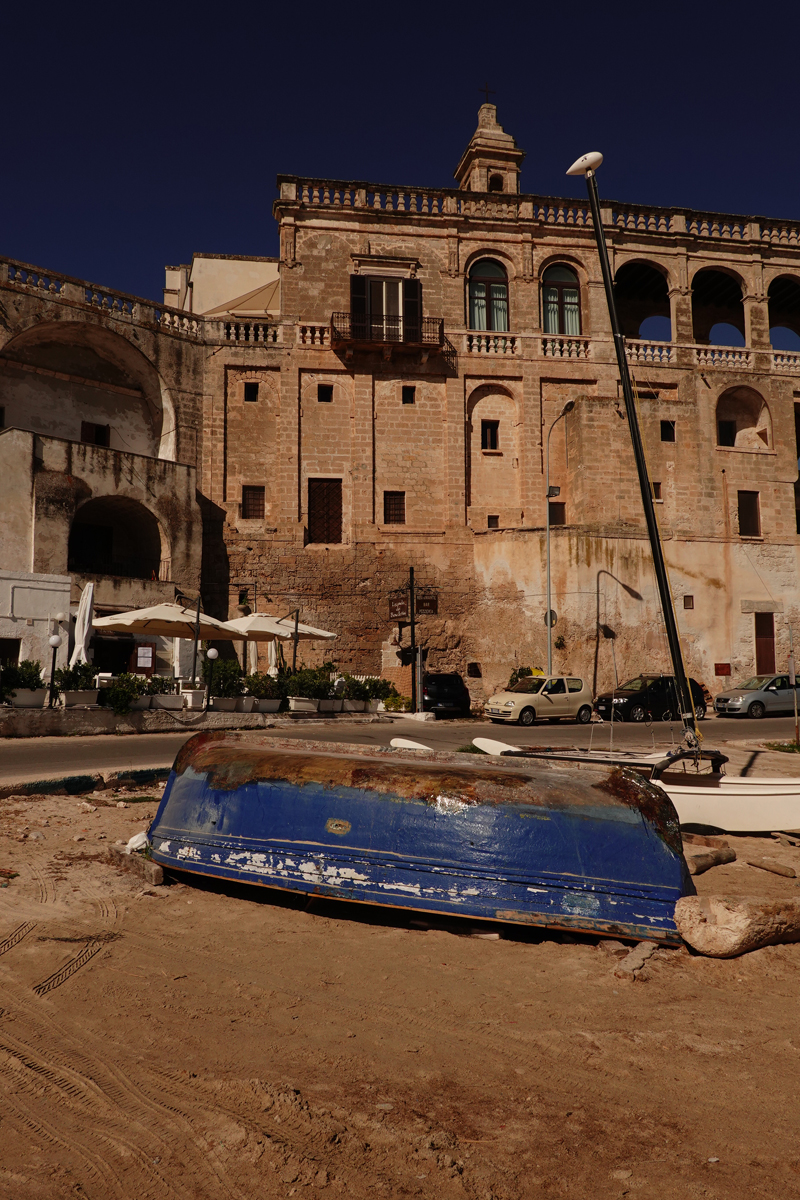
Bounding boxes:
93 602 241 641
223 613 336 642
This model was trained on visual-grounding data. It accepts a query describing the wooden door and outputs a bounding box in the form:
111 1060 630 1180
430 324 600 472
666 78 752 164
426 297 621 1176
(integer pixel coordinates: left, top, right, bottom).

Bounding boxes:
755 613 775 674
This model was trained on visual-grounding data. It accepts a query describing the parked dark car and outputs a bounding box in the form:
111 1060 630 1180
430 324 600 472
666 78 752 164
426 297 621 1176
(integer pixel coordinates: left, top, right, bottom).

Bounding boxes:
594 674 707 723
421 672 471 716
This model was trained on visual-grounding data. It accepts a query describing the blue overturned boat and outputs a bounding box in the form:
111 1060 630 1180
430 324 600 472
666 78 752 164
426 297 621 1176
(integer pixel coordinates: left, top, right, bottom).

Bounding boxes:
148 733 694 944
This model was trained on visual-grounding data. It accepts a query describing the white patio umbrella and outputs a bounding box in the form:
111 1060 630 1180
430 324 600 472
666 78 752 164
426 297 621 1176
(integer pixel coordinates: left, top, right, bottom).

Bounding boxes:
267 638 280 678
69 582 94 667
223 613 336 672
92 602 241 641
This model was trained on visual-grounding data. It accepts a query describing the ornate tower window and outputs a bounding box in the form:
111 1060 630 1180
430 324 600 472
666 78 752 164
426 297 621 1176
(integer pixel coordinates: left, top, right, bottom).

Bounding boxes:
542 265 581 335
467 260 509 332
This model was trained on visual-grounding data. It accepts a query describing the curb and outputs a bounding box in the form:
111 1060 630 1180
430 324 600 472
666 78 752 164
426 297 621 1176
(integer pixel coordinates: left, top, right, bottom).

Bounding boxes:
0 766 172 800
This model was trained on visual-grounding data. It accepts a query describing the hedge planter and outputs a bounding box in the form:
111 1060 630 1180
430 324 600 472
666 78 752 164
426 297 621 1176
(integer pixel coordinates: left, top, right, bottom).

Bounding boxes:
318 699 337 712
289 697 319 713
211 698 238 712
366 699 381 713
131 696 151 710
150 695 183 711
342 699 365 712
11 689 48 708
61 690 100 707
256 698 281 713
332 698 343 712
236 697 257 713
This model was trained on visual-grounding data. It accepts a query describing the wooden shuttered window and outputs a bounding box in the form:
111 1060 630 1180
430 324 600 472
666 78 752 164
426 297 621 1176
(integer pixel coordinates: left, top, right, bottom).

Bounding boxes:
308 478 343 544
350 275 367 340
403 278 421 341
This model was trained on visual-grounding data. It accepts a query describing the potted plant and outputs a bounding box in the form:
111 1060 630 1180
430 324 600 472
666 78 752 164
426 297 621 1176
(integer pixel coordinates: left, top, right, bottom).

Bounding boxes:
243 672 282 712
383 693 412 713
106 673 149 714
4 660 47 708
363 677 399 713
340 674 369 712
147 675 182 710
286 668 330 712
54 662 100 707
203 658 243 711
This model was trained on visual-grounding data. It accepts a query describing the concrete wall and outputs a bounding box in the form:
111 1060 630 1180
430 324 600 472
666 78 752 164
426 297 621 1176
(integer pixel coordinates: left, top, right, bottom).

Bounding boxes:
0 568 70 671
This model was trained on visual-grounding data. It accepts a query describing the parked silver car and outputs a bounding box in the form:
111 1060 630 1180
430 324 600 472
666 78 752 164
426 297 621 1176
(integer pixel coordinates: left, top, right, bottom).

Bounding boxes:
714 674 800 719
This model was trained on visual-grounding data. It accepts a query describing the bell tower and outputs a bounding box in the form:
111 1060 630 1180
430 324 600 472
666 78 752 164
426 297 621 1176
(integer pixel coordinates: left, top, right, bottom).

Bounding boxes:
454 104 525 194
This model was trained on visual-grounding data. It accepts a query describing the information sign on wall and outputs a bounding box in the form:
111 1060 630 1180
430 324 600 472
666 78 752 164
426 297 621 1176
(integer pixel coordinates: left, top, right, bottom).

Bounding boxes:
416 594 438 616
389 593 409 620
714 663 731 676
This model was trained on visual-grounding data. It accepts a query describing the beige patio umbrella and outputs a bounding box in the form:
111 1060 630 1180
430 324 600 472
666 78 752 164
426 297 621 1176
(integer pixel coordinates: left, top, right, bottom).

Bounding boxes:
223 612 335 671
93 603 241 640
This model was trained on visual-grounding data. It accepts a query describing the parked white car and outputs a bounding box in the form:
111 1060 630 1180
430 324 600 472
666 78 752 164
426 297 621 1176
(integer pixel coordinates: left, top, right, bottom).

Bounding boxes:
485 676 593 726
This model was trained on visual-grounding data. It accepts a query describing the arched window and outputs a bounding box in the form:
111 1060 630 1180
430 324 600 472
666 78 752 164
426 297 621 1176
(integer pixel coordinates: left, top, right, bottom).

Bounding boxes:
542 265 581 335
488 173 504 192
467 260 509 332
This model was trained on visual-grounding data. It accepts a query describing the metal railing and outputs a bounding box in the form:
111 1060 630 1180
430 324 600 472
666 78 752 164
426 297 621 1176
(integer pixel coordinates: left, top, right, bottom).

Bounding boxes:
330 312 444 346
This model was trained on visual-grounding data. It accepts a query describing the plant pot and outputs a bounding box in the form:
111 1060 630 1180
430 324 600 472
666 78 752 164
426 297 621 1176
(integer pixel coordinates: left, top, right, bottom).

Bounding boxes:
11 689 48 708
181 688 206 710
342 699 365 712
61 690 100 707
318 699 336 712
366 699 381 713
332 699 343 712
150 694 183 710
210 698 238 712
289 697 319 713
236 697 257 712
256 698 281 713
131 696 151 710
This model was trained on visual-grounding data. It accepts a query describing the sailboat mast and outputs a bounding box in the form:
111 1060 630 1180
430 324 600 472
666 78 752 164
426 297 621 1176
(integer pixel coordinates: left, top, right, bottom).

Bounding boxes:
581 168 696 739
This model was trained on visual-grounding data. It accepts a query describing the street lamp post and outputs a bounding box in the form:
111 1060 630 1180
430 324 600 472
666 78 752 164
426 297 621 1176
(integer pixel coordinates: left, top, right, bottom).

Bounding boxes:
566 150 696 742
48 634 62 708
545 400 575 675
205 647 218 711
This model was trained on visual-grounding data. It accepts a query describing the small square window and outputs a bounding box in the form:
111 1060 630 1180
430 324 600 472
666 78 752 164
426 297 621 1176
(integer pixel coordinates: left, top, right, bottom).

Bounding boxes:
467 662 482 677
481 420 499 450
718 420 737 447
660 419 675 442
318 384 333 403
241 485 265 519
81 421 110 447
243 382 259 402
548 501 566 526
383 491 405 524
683 595 694 610
402 386 416 405
651 481 662 500
487 515 499 529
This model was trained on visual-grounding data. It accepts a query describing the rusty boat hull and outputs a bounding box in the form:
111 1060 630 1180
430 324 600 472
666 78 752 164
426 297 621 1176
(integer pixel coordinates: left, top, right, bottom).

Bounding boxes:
147 734 694 943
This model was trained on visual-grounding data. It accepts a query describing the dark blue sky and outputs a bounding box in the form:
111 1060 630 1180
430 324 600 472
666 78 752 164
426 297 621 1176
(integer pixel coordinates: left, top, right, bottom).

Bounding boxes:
5 0 798 301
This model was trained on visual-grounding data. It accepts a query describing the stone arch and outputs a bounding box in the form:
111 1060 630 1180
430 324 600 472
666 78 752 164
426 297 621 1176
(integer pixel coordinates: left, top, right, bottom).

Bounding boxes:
613 260 671 340
466 384 520 513
690 267 746 345
715 386 772 451
767 275 800 351
0 320 178 461
68 495 167 580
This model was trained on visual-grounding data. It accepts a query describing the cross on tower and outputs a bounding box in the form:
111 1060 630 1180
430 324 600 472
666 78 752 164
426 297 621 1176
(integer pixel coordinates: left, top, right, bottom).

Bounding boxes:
479 82 496 105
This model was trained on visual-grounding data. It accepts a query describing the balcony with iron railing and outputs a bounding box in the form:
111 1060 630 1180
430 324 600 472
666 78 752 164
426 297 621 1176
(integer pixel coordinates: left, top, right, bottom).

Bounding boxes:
330 313 445 348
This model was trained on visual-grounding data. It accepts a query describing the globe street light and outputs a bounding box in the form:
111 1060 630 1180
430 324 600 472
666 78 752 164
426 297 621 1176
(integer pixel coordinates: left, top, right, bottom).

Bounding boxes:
566 150 696 741
48 634 62 708
205 647 219 711
545 400 575 675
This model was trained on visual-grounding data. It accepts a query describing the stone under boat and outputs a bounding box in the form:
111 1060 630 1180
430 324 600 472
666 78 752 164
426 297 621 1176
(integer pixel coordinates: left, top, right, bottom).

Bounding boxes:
147 733 694 944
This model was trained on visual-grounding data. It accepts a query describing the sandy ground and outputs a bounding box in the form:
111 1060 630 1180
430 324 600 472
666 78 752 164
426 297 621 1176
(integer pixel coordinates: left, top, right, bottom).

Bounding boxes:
2 753 800 1199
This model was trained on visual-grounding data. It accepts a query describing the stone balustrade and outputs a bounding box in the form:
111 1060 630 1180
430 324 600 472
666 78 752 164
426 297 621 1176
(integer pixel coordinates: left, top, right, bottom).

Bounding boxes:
534 202 591 227
694 346 752 369
215 320 279 345
760 222 800 246
625 340 674 365
541 335 591 360
297 324 330 347
612 208 672 234
6 263 65 294
772 350 800 372
86 287 135 317
464 332 518 355
686 215 747 240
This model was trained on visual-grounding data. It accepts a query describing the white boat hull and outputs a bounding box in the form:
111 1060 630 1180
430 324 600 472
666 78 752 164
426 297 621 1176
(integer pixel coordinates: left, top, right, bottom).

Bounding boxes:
660 777 800 833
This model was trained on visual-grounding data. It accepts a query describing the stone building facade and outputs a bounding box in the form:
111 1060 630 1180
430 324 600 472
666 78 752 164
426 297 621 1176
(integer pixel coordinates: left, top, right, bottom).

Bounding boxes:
2 104 800 698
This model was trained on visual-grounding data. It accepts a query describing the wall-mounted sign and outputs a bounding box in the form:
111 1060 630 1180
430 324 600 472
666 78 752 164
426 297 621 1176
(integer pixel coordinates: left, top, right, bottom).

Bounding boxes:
416 593 438 616
714 663 732 676
389 593 409 620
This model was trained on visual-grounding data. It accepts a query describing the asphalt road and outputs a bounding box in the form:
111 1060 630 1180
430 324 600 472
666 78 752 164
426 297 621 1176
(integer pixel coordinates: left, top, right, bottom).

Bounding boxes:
1 712 798 785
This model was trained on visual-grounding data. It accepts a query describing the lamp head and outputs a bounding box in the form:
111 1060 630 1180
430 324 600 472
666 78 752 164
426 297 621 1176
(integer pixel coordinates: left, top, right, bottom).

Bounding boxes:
566 151 604 177
55 612 67 622
49 634 62 649
561 400 575 416
206 648 219 661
